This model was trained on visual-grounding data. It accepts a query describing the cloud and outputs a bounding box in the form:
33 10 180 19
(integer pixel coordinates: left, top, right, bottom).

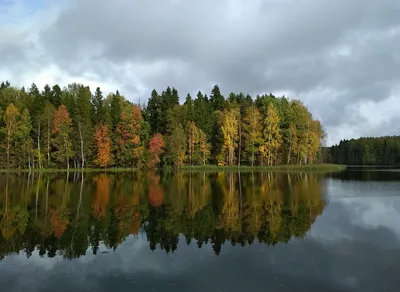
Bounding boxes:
1 0 400 144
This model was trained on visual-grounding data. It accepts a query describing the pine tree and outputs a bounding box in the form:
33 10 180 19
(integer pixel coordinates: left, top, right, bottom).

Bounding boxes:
210 85 225 111
75 85 93 169
41 102 56 167
184 94 195 122
147 89 161 134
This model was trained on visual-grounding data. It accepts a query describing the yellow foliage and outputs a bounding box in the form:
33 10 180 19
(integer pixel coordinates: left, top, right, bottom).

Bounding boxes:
220 108 240 165
259 104 282 166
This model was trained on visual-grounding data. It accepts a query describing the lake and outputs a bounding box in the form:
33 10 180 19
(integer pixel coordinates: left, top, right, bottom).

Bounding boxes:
0 169 399 292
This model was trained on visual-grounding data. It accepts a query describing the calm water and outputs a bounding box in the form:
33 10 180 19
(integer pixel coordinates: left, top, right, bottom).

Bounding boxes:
0 170 399 292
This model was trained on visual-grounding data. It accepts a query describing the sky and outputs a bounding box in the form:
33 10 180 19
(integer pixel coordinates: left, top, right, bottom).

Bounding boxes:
1 0 399 145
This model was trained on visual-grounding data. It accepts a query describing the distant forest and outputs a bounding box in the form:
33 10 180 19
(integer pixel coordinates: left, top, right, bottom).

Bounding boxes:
0 80 324 170
327 136 400 165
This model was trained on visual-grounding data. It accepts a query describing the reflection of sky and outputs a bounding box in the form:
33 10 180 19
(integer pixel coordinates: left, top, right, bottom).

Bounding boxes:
1 177 400 291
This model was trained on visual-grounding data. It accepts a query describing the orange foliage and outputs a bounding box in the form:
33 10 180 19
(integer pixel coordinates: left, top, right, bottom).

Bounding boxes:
52 104 72 134
148 174 164 207
94 124 111 168
92 175 110 218
116 104 142 145
148 133 164 168
50 209 69 239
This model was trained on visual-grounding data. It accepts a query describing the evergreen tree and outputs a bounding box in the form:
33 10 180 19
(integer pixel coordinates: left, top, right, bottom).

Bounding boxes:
0 81 326 169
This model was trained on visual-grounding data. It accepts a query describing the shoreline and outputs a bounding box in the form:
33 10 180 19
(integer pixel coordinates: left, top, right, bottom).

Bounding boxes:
0 164 346 173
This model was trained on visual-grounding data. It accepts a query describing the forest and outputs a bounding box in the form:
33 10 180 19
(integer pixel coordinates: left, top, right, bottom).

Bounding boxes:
0 80 325 170
0 172 325 258
328 136 400 165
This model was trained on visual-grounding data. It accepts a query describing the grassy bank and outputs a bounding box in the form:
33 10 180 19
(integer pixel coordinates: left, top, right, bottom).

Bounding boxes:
0 164 346 174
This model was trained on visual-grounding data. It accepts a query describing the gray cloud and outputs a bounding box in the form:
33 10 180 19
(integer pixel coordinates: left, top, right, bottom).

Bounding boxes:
1 0 400 144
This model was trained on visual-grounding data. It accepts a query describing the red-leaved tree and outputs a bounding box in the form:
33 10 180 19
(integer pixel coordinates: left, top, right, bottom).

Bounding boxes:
94 124 111 168
148 133 164 168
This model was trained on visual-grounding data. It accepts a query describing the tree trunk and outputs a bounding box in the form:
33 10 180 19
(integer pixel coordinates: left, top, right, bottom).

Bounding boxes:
287 138 292 165
189 135 192 166
238 122 242 167
37 121 42 169
78 122 85 169
251 142 255 167
47 117 51 167
304 121 310 165
7 128 10 169
65 141 69 170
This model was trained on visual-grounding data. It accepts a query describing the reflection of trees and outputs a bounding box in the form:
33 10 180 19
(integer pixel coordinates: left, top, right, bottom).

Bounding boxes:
148 173 164 207
92 174 110 218
217 172 240 233
0 171 326 259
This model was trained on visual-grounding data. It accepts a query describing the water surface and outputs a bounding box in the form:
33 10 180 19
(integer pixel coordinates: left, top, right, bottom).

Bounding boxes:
0 170 399 292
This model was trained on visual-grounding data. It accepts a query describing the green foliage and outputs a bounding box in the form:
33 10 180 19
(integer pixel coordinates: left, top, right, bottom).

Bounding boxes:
0 81 325 170
0 171 327 257
329 136 400 165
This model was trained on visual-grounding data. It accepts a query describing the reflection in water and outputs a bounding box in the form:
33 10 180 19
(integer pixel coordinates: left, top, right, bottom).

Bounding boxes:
0 172 325 259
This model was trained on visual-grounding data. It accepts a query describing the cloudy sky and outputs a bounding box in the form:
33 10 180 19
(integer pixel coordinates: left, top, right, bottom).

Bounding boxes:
1 0 399 145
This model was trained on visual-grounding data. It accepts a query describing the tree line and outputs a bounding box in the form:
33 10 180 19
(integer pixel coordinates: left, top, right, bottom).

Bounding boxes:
0 80 325 169
0 171 325 258
327 136 400 165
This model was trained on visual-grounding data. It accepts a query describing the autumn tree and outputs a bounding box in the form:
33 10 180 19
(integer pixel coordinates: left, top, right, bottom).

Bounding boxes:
306 120 323 164
198 129 211 165
0 82 325 169
41 102 56 167
148 133 164 168
29 83 44 169
18 109 33 169
286 122 298 164
166 124 186 166
259 103 282 166
52 105 73 169
187 121 198 166
148 173 164 207
220 108 239 165
290 100 312 164
243 106 262 166
3 104 20 169
92 174 110 218
94 124 111 168
116 104 143 167
75 85 93 169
